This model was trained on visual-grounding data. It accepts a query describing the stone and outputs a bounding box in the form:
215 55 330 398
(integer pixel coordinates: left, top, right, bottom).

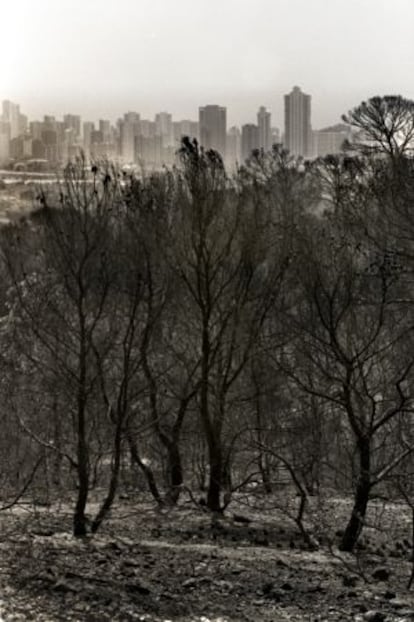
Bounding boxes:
363 612 386 622
343 575 359 587
382 590 396 600
371 568 390 582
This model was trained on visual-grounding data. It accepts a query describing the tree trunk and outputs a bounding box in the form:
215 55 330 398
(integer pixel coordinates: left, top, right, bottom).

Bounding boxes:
339 437 371 552
258 452 273 494
165 442 183 505
74 318 89 538
207 441 223 512
200 322 224 512
73 399 89 537
91 422 123 533
73 456 89 537
128 433 163 505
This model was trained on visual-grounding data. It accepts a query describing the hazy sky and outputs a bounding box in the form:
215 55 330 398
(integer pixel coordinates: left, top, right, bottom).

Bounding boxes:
3 0 414 128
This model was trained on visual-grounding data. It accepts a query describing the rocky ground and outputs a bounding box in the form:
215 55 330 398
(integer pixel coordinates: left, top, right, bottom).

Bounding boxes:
1 493 414 621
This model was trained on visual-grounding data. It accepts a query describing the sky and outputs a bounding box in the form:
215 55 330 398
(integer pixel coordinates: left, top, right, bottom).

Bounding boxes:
2 0 414 129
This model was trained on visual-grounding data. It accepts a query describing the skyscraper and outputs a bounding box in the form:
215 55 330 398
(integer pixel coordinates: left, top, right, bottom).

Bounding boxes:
155 112 174 148
241 124 259 162
226 126 241 169
99 119 112 143
173 120 199 145
199 105 226 157
2 100 21 139
120 112 140 163
64 114 81 140
83 121 95 155
284 86 312 158
257 106 271 152
0 121 10 163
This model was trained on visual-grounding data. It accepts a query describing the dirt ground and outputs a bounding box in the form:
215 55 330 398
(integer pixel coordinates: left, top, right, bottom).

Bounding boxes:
1 492 414 621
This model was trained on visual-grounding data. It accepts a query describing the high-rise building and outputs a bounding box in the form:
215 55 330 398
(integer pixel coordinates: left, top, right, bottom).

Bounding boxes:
271 127 280 146
10 135 33 160
2 100 21 139
226 126 241 169
199 105 226 157
257 106 271 152
173 120 199 145
83 121 95 155
120 112 140 163
0 121 10 163
99 119 112 143
40 115 64 164
284 86 313 158
241 124 259 162
64 114 81 139
155 112 174 148
30 121 43 141
139 119 156 138
18 113 28 136
314 124 349 157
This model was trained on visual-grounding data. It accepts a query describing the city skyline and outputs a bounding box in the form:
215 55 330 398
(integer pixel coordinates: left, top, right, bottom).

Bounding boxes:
0 89 353 170
2 0 414 128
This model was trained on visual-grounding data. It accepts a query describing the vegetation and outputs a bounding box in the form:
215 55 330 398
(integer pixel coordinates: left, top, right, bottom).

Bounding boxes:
1 95 414 620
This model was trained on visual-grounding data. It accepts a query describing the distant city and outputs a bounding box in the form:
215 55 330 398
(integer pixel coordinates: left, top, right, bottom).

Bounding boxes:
0 87 353 172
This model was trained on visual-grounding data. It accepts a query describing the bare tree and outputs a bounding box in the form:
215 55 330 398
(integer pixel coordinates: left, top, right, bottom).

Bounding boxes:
281 198 414 551
1 159 149 535
343 95 414 161
164 139 294 512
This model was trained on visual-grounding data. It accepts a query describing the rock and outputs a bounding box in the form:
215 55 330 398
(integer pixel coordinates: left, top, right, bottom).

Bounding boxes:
343 575 359 587
398 608 414 617
52 580 73 593
213 580 232 592
233 514 251 524
125 582 151 595
372 568 390 582
31 528 55 537
262 581 275 595
363 612 386 622
390 599 409 609
382 590 396 600
261 583 282 602
254 535 269 546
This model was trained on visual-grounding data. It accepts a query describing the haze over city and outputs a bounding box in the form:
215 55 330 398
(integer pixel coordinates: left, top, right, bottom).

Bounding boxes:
3 0 414 127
